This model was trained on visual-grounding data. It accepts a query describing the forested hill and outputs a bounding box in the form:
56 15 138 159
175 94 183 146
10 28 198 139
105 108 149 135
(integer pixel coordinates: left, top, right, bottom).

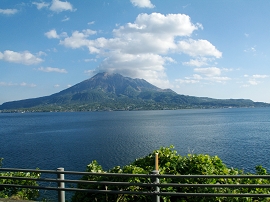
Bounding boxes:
0 72 269 112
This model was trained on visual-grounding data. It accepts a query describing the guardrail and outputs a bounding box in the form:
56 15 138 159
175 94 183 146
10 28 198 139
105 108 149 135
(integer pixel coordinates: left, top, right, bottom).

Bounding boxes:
1 167 270 202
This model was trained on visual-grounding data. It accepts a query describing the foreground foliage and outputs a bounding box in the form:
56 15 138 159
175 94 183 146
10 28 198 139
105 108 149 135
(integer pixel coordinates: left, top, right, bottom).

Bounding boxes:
72 146 270 202
0 158 40 200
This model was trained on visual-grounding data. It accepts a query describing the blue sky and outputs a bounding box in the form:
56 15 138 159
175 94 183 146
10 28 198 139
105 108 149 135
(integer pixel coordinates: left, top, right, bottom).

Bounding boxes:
1 0 270 104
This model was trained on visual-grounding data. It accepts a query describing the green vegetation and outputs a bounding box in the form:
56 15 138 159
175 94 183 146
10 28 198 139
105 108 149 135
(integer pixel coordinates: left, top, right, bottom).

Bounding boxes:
72 146 270 202
1 147 270 201
0 158 40 200
1 99 268 113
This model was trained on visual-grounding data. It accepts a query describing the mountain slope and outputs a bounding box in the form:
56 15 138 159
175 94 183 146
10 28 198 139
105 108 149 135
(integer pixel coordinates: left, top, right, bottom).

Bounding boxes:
58 72 166 95
0 72 269 111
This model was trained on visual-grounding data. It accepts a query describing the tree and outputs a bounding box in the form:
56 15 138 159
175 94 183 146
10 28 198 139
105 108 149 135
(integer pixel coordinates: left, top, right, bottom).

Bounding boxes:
72 146 270 202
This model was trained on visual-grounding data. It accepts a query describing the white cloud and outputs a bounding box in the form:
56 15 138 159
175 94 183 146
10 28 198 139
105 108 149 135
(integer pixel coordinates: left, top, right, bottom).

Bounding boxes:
192 74 203 80
45 29 67 39
83 29 97 35
37 51 47 56
88 21 95 25
208 76 231 83
248 80 258 85
195 67 231 83
45 29 59 38
60 29 97 50
242 74 268 87
176 66 231 85
164 57 176 63
62 16 70 21
130 0 155 8
47 47 58 52
50 0 75 12
0 50 43 65
0 82 17 86
84 58 96 62
84 69 96 76
177 39 222 58
194 67 221 77
38 67 67 73
176 72 230 85
222 68 234 72
60 13 202 54
0 82 36 87
95 52 170 87
100 12 202 56
58 12 221 88
32 2 50 10
20 82 37 87
114 13 199 38
182 57 211 67
97 53 165 72
54 84 60 88
0 9 18 15
244 47 256 53
20 82 27 86
175 79 199 84
252 74 268 79
182 4 191 9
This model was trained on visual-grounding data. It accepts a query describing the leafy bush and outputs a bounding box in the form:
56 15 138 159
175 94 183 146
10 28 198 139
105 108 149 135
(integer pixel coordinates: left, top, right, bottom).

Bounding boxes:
0 158 40 200
72 146 270 202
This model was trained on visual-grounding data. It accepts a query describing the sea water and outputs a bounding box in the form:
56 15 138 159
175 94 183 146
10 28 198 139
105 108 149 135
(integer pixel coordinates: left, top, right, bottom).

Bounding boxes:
1 107 270 172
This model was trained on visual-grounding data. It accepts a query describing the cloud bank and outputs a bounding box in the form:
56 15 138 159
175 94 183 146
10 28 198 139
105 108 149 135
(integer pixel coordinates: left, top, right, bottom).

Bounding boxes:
46 12 222 87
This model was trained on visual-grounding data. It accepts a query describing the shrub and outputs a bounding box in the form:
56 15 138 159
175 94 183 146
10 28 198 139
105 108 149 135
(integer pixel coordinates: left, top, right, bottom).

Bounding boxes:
72 146 270 202
0 158 40 200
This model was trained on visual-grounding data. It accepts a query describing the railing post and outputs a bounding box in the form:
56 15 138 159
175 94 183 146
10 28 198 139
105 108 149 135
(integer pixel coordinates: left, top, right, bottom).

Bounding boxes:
57 167 65 202
151 170 160 202
151 153 160 202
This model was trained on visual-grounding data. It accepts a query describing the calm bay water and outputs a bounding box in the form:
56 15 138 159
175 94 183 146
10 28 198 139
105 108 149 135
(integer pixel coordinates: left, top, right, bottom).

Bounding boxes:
1 108 270 173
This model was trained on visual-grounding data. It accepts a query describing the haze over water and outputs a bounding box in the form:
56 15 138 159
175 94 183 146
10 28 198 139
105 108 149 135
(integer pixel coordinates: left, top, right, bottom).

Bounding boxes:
1 107 270 173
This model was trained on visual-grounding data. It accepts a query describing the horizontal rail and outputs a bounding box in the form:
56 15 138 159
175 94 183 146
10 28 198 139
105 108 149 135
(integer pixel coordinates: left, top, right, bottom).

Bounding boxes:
0 183 160 195
2 176 270 188
2 168 270 179
1 167 270 202
1 184 270 198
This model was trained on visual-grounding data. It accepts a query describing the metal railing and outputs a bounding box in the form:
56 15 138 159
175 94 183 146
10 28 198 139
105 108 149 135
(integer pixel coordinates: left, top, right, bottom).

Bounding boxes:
1 167 270 202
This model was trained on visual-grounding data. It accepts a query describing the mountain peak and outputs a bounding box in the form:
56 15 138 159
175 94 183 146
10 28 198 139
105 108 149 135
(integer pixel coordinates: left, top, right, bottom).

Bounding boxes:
92 72 117 78
54 72 169 97
1 72 268 111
